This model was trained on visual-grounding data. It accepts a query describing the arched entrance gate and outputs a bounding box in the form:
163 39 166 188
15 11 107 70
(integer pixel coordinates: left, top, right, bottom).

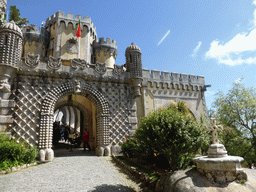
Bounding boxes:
38 79 110 161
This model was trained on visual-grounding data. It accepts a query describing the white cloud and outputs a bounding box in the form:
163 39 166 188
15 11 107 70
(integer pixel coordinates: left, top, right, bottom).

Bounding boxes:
234 78 242 83
191 41 202 58
205 90 215 97
157 30 170 46
205 1 256 66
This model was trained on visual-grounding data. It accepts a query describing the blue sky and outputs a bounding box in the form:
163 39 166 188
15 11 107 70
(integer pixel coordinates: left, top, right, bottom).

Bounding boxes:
7 0 256 109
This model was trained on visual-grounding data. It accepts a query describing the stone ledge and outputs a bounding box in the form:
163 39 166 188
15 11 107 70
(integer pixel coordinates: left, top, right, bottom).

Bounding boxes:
0 162 37 175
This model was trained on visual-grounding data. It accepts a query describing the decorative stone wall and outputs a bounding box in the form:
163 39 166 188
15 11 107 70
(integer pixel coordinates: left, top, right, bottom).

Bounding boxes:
0 18 209 160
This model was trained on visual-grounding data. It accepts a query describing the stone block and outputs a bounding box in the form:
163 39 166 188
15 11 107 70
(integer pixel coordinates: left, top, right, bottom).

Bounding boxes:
128 117 137 124
111 145 122 156
104 146 111 156
11 167 17 172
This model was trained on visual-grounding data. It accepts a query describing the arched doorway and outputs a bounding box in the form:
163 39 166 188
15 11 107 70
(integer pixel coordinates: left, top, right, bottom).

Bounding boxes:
53 96 96 150
38 79 110 161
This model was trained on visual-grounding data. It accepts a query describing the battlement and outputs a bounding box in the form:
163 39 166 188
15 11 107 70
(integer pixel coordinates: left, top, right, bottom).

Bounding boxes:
22 25 50 44
45 11 97 34
93 37 117 51
142 69 205 90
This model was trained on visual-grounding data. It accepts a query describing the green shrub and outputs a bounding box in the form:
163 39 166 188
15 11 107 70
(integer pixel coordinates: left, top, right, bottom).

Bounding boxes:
126 101 209 171
0 133 39 171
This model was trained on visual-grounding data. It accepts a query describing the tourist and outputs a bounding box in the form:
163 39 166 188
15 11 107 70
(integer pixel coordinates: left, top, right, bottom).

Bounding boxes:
64 125 70 143
251 163 255 169
83 129 91 151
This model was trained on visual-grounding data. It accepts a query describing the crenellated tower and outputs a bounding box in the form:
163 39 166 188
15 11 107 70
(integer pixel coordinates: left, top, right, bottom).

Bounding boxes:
93 37 118 68
22 25 50 58
44 11 97 63
0 21 22 131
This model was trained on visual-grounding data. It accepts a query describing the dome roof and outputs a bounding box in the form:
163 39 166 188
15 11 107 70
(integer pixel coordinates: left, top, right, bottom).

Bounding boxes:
1 21 22 36
125 42 141 53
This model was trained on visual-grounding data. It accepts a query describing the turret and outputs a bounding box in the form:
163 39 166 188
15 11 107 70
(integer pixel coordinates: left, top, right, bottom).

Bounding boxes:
125 42 142 97
44 11 97 62
93 37 118 68
0 21 22 131
22 25 50 58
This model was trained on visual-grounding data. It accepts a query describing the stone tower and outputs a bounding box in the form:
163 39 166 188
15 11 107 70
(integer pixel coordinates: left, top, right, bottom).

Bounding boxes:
0 21 23 132
44 11 97 62
93 37 118 68
125 42 142 97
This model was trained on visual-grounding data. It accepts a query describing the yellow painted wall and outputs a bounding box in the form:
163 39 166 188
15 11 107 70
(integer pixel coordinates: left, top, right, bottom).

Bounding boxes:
60 23 87 60
23 41 44 57
95 50 115 68
144 88 155 116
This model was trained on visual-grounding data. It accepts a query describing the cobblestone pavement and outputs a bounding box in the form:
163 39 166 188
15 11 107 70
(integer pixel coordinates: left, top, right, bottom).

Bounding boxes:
0 149 142 192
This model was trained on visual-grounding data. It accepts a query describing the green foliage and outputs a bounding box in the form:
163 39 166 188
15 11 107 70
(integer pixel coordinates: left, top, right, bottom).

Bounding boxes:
0 133 38 171
121 101 209 171
212 80 256 165
9 6 29 27
213 81 256 138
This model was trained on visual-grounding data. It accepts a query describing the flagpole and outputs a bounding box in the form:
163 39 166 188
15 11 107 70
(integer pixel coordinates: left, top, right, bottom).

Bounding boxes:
78 37 80 59
76 19 81 59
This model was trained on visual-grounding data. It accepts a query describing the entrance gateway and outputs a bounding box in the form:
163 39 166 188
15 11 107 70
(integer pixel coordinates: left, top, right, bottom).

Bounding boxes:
0 10 209 161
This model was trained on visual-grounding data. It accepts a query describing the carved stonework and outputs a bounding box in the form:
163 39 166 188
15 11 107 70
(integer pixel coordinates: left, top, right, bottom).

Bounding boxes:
47 56 61 70
67 38 78 53
71 59 88 70
95 62 106 75
73 78 85 93
0 79 10 92
25 53 40 68
113 64 124 76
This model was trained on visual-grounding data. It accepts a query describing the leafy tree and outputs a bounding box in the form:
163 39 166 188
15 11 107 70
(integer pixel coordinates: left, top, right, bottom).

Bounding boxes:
9 6 29 27
212 80 256 165
121 101 209 171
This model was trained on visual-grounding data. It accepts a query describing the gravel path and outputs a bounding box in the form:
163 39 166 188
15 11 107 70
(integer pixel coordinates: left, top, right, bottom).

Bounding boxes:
0 149 142 192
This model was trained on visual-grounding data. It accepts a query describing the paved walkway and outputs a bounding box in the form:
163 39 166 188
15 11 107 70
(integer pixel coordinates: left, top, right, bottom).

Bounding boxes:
0 149 142 192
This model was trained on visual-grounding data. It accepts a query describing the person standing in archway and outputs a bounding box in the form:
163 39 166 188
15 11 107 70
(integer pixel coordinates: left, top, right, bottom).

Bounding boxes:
83 129 91 151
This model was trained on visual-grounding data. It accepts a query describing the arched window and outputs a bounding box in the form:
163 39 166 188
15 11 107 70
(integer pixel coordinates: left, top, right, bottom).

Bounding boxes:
130 54 132 63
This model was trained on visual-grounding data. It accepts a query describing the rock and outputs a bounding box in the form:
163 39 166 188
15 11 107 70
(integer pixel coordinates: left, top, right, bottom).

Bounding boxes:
226 171 236 182
11 167 17 172
205 172 214 181
237 170 247 181
164 168 256 192
215 171 226 183
0 171 6 175
111 145 122 156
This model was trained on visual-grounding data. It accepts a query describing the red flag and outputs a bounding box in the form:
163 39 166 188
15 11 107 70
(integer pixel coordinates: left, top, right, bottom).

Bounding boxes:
76 19 81 38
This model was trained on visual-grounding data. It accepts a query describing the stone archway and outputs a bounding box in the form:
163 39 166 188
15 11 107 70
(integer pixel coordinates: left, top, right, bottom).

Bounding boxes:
39 79 110 161
54 100 94 148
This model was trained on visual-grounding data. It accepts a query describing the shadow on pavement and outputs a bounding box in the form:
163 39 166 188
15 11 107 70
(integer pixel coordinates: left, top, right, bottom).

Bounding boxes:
53 142 95 157
88 184 136 192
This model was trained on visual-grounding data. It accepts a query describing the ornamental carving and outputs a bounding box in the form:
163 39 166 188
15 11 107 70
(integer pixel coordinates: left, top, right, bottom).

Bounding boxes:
25 53 40 68
71 58 88 70
47 56 61 70
73 77 85 93
95 62 106 75
113 64 124 76
67 38 78 53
